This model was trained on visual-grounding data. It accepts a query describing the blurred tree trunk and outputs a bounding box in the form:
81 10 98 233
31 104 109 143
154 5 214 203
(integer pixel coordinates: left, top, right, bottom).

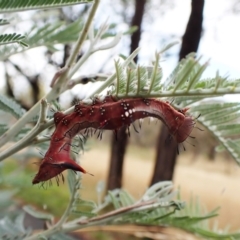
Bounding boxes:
5 70 14 99
179 0 204 60
5 61 40 109
150 0 205 185
107 0 146 190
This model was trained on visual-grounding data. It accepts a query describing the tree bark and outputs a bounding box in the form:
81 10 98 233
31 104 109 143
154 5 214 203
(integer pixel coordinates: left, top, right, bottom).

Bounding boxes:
107 0 146 190
150 0 205 185
151 126 178 184
179 0 204 60
130 0 146 63
107 127 128 190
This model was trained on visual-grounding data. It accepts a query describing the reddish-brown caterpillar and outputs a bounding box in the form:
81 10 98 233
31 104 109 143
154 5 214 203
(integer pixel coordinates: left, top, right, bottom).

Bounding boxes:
32 96 195 185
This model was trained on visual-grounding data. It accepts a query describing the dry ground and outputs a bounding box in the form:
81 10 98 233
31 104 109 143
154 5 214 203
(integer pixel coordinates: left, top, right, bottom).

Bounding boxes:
79 142 240 231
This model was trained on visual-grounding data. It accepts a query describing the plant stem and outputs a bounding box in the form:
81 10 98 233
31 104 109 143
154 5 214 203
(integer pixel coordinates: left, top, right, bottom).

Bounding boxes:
0 0 99 150
0 100 49 161
24 200 156 239
116 87 240 98
25 169 81 239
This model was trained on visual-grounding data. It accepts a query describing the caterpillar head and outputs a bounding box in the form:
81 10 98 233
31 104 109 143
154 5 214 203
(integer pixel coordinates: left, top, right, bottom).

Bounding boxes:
174 116 195 143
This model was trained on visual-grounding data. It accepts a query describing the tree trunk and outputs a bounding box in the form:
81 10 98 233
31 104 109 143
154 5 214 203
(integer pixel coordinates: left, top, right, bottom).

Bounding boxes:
151 125 178 183
107 127 128 190
107 0 146 190
150 0 205 185
179 0 204 60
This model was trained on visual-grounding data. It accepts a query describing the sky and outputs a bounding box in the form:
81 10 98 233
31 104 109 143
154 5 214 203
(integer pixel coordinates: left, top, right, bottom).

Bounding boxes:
137 0 240 79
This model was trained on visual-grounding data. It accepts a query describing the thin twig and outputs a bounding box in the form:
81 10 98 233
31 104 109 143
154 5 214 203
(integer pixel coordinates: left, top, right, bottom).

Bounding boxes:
0 99 49 161
148 52 160 94
116 87 240 99
0 0 100 159
0 0 100 149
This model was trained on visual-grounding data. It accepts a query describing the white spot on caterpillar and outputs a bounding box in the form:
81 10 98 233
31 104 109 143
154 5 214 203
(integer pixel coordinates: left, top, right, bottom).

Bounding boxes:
143 99 150 106
133 109 136 112
129 109 132 114
125 111 129 117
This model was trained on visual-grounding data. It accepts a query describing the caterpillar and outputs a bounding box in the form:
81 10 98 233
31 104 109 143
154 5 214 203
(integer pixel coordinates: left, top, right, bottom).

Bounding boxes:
32 96 195 185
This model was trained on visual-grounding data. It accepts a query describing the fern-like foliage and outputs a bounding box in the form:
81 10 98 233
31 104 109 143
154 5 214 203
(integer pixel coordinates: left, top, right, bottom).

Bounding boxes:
0 190 31 239
0 0 93 13
0 18 27 47
0 19 9 25
0 94 26 119
0 18 117 60
0 214 31 239
0 19 83 60
0 124 31 141
114 52 240 99
113 52 240 164
25 176 240 240
27 20 84 49
190 102 240 163
0 33 28 47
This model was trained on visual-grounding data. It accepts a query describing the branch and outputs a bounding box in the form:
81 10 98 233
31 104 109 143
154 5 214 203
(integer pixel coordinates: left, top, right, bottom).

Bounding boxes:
116 87 240 99
67 74 108 89
25 171 82 240
0 0 99 149
0 99 48 161
25 200 156 239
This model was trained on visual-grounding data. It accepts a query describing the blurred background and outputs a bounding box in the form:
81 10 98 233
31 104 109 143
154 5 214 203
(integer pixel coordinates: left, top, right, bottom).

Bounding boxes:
0 0 240 239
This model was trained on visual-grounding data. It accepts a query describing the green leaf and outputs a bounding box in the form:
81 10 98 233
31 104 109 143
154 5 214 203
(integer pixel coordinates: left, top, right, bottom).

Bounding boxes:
50 233 77 240
193 228 240 239
23 205 54 221
0 94 26 118
0 0 93 13
107 190 121 209
28 20 83 46
0 19 84 60
74 198 97 210
0 214 31 239
189 101 240 163
0 19 9 25
0 33 28 47
115 53 240 99
119 190 135 207
0 124 32 141
67 169 76 194
71 210 96 217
